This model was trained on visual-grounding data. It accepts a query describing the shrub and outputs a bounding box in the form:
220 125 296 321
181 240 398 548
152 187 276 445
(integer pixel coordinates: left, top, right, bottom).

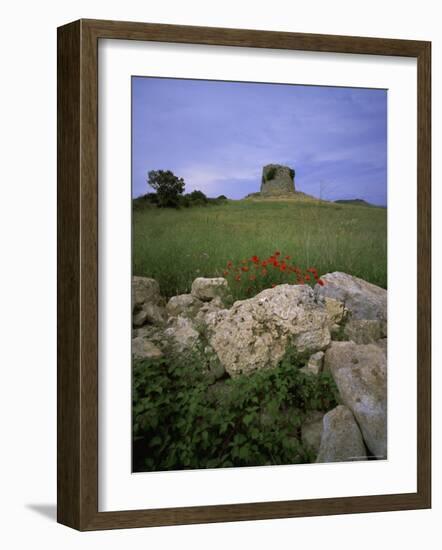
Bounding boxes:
133 349 339 471
178 194 191 208
185 189 208 206
208 197 228 206
132 192 158 210
188 190 208 204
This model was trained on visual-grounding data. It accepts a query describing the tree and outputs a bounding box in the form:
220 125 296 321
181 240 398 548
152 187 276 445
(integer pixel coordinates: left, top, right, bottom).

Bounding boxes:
147 170 185 207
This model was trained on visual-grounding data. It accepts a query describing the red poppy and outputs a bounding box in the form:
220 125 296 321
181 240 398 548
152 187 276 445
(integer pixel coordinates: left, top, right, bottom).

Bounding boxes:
235 275 241 282
318 279 325 286
249 274 256 281
280 263 287 272
226 261 233 268
274 251 281 256
305 274 311 281
284 255 291 260
261 269 268 276
251 255 259 263
261 260 268 267
223 270 229 276
241 266 249 272
271 283 277 288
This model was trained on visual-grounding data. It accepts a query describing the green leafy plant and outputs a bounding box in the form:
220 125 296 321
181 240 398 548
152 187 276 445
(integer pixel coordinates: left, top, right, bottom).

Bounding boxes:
133 349 339 472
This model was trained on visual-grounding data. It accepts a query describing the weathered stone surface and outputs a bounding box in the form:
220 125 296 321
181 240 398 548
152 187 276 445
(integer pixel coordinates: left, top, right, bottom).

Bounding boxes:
300 350 324 376
163 316 200 353
344 319 386 344
132 337 163 360
195 296 227 327
133 308 149 327
166 293 203 319
324 297 347 326
316 405 367 463
132 276 162 310
132 276 166 327
376 338 388 357
324 341 387 459
191 277 230 303
209 284 331 376
132 325 161 341
330 324 344 340
260 164 295 196
315 272 387 324
133 303 167 326
301 411 325 454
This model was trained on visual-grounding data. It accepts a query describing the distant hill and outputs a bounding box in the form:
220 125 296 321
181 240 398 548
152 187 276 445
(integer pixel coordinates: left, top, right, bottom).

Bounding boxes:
334 199 379 207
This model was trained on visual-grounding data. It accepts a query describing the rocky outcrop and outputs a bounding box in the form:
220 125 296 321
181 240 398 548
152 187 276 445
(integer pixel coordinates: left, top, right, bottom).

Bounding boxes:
209 284 331 376
163 316 200 354
132 276 167 326
132 272 388 463
260 164 295 196
344 319 385 344
166 293 203 319
132 337 163 360
323 296 348 338
195 296 227 330
132 276 162 309
376 338 388 356
323 296 347 326
316 405 367 463
315 271 387 346
315 271 387 324
300 351 324 376
324 341 387 459
133 303 167 326
191 277 231 303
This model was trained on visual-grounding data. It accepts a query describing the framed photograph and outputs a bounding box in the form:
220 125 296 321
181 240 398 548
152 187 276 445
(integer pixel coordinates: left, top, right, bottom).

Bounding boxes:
57 19 431 530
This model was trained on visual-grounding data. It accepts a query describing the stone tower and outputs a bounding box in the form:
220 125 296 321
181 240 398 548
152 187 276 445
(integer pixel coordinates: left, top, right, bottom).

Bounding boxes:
260 164 296 196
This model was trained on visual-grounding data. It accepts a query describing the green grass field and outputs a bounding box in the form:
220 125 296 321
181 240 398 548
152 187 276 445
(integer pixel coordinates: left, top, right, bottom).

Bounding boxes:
133 199 387 299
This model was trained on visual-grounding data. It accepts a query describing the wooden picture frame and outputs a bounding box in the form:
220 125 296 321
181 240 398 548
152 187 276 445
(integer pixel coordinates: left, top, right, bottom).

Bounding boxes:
57 18 431 530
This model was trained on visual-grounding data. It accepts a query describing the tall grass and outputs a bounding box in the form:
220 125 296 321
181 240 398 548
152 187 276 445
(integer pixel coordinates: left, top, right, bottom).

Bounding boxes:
133 200 387 299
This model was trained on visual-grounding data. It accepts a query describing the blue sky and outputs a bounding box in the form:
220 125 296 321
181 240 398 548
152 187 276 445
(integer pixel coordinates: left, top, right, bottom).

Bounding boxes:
132 77 387 206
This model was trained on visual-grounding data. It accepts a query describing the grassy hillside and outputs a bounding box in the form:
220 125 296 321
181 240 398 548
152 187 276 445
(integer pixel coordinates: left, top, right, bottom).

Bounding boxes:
133 199 387 299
